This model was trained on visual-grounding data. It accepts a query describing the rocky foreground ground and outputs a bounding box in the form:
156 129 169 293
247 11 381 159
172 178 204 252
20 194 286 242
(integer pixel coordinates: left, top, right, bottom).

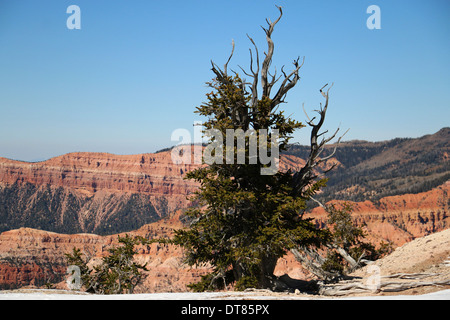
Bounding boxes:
0 227 448 300
319 227 450 297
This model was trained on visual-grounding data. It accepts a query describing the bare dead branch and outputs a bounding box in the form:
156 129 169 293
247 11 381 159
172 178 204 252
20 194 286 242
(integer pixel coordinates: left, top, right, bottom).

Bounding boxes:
210 40 235 83
290 83 349 197
302 103 312 122
260 5 283 98
224 39 235 76
246 34 260 108
271 56 304 110
291 247 339 280
319 276 450 296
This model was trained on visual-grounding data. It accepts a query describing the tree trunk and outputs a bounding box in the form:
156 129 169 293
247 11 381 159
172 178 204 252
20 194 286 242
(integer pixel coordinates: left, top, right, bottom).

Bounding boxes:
232 255 288 291
258 255 282 290
291 247 340 280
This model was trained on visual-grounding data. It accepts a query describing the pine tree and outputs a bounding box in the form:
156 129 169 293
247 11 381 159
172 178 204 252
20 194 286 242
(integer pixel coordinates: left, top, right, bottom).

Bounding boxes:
65 234 147 294
320 203 390 276
172 7 342 291
65 247 91 290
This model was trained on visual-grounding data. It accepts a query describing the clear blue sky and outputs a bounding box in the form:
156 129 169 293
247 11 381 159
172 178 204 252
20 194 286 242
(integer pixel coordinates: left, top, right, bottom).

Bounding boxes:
0 0 449 161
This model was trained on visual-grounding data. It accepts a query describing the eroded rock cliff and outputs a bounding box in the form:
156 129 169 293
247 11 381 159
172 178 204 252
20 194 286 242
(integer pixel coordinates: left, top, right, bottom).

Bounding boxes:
0 183 447 291
0 151 200 234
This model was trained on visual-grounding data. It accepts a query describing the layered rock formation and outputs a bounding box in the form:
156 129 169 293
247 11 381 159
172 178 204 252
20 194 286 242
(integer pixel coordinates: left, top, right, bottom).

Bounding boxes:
307 181 449 246
0 151 201 234
275 182 450 281
0 227 106 289
0 148 325 235
0 183 447 291
0 214 210 291
0 152 198 195
1 128 447 235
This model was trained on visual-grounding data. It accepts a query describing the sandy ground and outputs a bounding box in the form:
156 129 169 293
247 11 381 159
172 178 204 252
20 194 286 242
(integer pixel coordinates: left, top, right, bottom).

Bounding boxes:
353 227 450 276
348 227 450 297
0 288 449 300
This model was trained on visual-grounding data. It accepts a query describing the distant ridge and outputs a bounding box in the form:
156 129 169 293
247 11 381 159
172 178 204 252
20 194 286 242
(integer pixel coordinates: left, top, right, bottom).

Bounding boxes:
286 127 449 203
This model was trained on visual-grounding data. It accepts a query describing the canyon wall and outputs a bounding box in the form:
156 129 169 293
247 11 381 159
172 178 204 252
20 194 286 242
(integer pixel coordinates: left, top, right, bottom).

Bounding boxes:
1 128 447 235
0 182 447 291
307 181 449 246
0 151 201 234
0 149 321 235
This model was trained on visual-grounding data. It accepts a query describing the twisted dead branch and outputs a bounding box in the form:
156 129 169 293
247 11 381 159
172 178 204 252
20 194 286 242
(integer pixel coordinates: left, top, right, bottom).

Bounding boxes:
318 272 450 296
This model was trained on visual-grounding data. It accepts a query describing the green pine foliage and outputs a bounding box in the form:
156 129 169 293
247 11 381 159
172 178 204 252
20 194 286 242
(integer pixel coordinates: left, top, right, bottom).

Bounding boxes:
65 247 91 290
65 234 147 294
322 203 389 274
172 56 330 291
172 7 386 291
